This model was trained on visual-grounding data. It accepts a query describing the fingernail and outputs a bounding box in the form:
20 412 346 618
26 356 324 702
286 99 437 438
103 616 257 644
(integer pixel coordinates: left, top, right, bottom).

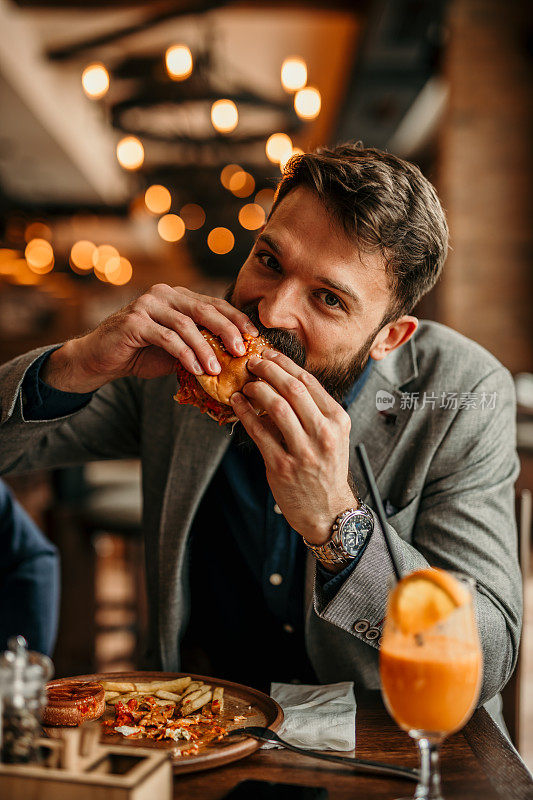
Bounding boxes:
263 349 278 358
245 322 259 336
248 355 261 367
192 360 203 374
209 357 221 373
235 340 246 355
231 392 243 406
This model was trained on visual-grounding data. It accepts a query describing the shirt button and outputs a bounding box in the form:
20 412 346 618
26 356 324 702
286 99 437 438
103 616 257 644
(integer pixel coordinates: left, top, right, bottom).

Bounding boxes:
273 503 282 515
283 623 294 634
269 573 283 586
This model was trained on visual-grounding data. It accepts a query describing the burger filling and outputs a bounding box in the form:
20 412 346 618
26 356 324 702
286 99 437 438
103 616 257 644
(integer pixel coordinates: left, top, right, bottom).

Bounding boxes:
174 361 236 424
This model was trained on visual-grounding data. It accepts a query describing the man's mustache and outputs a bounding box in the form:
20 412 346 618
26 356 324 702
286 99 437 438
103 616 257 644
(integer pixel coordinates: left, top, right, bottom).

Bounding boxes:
240 304 306 369
223 283 306 368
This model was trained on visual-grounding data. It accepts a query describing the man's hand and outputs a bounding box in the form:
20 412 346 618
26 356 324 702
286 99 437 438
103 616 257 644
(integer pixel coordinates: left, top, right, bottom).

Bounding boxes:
42 284 258 393
230 349 356 546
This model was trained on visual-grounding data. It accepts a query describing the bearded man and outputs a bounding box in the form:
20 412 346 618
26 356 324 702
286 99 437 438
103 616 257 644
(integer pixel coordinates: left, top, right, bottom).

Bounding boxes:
0 144 521 717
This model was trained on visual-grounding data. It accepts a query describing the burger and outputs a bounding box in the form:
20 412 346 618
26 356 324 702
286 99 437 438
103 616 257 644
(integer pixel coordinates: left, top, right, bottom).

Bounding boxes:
173 328 274 424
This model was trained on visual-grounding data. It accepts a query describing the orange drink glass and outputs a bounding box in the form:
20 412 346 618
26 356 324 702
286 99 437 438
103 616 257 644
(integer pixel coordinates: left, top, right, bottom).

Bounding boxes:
380 569 482 800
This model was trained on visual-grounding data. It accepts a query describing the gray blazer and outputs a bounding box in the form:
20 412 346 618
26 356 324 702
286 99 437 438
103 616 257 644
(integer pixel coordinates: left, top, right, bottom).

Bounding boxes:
0 320 522 704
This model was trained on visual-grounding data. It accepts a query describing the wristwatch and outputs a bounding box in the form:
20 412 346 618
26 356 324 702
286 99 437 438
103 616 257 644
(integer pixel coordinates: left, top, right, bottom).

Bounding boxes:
303 502 374 567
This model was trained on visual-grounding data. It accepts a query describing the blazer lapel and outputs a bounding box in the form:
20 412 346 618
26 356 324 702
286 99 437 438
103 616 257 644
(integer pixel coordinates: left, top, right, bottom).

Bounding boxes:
304 336 419 613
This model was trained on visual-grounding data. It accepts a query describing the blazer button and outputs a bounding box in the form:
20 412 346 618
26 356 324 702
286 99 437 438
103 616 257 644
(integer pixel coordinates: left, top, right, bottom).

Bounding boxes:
365 627 381 641
353 620 370 634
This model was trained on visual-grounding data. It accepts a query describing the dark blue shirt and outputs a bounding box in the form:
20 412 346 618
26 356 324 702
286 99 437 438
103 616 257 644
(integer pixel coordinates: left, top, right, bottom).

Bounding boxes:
22 350 373 683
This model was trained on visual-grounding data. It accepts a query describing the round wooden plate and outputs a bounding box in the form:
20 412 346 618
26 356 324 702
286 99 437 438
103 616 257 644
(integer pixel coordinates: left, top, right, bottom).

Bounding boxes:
44 671 283 774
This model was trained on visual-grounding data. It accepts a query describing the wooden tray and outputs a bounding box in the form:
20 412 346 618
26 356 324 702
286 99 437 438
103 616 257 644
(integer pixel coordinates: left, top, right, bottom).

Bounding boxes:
43 671 283 775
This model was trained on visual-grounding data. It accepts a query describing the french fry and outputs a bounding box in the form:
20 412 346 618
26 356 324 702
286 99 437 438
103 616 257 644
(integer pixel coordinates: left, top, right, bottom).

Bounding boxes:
133 677 192 693
179 688 205 707
181 681 203 698
182 690 212 714
106 691 151 705
212 687 224 714
101 681 136 692
104 691 120 702
155 690 182 702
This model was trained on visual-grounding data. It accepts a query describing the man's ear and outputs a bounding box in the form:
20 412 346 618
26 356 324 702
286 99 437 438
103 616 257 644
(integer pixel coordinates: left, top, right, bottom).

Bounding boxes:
370 316 418 361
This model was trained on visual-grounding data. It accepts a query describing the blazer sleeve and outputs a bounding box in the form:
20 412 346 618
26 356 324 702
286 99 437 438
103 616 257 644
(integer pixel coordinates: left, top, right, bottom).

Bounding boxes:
0 345 141 474
313 366 522 704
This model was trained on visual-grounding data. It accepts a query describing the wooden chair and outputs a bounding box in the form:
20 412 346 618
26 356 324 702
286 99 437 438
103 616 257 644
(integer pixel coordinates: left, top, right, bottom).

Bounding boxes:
501 488 532 750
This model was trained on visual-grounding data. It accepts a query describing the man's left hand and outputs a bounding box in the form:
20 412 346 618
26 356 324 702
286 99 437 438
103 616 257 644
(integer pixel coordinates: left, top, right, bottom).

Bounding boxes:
230 349 356 545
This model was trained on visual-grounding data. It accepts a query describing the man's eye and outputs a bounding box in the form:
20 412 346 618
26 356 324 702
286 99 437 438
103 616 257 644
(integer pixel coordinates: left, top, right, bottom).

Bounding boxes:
316 290 342 309
256 252 280 271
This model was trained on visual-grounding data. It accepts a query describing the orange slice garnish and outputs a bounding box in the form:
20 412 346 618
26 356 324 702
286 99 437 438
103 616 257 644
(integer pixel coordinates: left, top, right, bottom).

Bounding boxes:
389 568 470 635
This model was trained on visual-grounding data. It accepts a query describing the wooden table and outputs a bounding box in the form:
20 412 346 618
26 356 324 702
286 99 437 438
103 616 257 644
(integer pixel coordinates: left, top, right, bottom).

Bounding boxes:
173 692 533 799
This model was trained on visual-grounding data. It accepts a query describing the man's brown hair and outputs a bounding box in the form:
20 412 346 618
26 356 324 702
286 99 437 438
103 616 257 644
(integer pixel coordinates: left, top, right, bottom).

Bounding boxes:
272 142 449 323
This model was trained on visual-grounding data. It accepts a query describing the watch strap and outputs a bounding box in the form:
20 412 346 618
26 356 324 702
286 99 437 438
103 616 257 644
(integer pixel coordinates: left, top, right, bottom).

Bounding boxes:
303 502 373 567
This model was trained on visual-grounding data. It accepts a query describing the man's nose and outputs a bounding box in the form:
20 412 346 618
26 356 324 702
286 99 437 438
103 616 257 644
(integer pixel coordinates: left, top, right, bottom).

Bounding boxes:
258 284 300 331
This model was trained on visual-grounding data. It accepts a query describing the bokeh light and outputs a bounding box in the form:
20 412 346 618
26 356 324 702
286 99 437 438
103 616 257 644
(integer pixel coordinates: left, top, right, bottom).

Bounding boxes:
0 251 25 279
207 227 234 255
238 203 266 231
82 63 110 99
92 244 119 281
294 86 321 120
280 146 305 172
211 99 239 133
25 239 54 274
266 133 292 164
229 171 255 198
255 188 276 214
70 240 96 273
105 256 133 285
145 185 171 215
281 57 307 92
12 260 42 285
180 203 206 230
158 214 186 242
165 45 193 80
116 136 144 170
220 164 242 189
24 222 51 243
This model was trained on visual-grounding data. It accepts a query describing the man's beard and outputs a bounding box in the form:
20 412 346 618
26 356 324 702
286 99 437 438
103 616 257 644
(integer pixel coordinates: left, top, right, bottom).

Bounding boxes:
224 283 377 450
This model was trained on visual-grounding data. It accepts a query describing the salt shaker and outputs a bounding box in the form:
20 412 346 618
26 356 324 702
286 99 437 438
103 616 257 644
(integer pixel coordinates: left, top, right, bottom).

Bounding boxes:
0 635 53 764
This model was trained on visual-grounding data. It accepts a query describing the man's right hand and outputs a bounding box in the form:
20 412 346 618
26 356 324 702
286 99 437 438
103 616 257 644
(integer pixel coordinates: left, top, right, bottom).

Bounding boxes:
42 284 259 393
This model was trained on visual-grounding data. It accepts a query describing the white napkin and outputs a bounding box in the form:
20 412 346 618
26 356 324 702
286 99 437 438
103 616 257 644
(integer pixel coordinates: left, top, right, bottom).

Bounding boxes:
264 681 356 751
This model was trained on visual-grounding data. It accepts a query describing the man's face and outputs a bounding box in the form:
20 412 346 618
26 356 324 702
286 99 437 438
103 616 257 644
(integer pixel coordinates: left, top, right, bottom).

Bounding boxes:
230 186 394 401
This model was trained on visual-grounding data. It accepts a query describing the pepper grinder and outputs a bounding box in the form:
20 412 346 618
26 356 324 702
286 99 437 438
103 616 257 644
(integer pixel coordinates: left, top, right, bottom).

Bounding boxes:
0 635 53 764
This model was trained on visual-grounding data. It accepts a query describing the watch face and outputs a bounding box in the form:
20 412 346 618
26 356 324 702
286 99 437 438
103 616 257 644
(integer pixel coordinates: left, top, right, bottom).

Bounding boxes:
341 513 373 556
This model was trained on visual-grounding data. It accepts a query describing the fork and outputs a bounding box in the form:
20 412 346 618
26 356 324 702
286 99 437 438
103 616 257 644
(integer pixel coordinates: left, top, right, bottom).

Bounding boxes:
225 726 419 782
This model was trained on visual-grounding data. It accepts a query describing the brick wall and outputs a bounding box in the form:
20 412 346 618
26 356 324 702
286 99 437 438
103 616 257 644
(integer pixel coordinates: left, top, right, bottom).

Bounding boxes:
437 0 533 373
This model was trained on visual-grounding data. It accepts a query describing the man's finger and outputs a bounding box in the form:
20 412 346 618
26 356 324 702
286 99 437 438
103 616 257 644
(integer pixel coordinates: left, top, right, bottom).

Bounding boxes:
259 349 337 416
230 392 283 459
247 355 324 435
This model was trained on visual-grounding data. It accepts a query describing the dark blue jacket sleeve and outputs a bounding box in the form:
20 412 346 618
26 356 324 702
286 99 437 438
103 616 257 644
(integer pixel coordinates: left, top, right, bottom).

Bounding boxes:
22 347 95 421
0 481 60 656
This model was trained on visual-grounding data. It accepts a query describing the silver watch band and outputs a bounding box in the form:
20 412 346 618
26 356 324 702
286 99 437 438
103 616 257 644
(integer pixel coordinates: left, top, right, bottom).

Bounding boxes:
303 503 373 567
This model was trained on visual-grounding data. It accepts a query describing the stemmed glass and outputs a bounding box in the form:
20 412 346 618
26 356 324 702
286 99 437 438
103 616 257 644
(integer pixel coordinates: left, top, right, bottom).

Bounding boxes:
379 571 482 800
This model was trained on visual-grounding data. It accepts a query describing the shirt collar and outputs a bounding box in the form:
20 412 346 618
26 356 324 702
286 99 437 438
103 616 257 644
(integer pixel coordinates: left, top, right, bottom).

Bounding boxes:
341 357 374 410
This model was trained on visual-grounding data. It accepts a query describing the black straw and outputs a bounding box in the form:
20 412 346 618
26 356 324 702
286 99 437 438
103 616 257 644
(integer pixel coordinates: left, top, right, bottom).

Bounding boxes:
356 442 403 582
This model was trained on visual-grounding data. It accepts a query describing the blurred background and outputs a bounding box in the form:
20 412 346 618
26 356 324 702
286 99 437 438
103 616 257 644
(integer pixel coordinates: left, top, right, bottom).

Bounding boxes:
0 0 532 764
